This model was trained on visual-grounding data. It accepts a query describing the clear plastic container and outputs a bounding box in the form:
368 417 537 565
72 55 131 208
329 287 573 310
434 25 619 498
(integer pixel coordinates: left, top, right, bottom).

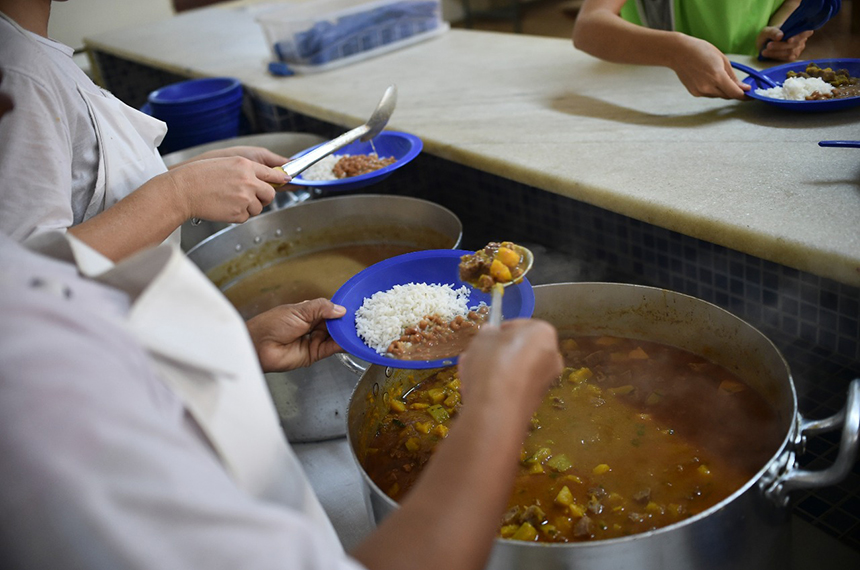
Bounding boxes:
255 0 448 74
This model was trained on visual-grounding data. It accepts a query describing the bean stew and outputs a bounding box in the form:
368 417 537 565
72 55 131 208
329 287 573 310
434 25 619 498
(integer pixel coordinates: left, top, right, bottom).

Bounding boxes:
387 305 489 360
334 153 396 178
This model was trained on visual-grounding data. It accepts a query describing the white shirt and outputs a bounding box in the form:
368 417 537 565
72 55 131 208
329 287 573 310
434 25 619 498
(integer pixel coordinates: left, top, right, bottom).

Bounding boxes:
0 233 367 570
0 14 101 238
0 13 168 242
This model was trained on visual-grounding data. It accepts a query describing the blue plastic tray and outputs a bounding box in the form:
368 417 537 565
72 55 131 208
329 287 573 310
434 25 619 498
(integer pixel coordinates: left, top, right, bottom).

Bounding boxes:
744 58 860 112
327 249 535 369
289 130 423 191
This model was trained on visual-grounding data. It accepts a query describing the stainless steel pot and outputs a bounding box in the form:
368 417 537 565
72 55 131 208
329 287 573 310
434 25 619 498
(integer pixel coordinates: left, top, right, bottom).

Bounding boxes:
187 194 462 442
347 282 860 570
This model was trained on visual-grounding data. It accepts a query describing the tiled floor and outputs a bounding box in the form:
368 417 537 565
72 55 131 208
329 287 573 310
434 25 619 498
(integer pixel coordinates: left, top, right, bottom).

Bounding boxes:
457 0 860 60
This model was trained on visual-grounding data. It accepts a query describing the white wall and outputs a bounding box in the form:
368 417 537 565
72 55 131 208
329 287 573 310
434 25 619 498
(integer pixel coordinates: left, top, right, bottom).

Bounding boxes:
47 0 175 51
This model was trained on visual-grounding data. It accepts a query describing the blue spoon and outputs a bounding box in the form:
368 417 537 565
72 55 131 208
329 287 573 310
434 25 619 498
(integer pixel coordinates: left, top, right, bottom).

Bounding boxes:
819 140 860 148
730 61 779 89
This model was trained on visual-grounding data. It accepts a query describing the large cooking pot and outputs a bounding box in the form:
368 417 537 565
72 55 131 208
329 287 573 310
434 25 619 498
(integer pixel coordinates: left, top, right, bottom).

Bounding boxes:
188 194 462 442
347 282 860 570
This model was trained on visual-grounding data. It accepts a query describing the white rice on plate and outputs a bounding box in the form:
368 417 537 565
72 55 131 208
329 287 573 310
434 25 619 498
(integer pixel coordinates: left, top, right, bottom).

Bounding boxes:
355 283 473 355
299 154 344 181
755 76 835 101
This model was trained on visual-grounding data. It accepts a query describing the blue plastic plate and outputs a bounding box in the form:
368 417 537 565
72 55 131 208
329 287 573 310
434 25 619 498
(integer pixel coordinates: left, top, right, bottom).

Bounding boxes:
744 58 860 112
327 249 535 369
289 131 423 191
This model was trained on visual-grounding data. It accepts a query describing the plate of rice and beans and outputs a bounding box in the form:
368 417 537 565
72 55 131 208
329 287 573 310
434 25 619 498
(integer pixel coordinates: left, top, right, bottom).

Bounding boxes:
289 131 423 191
744 59 860 112
327 249 535 369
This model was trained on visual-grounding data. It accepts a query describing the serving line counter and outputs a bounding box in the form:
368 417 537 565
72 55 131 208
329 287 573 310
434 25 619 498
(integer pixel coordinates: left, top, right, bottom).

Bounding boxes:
82 2 860 562
83 3 860 288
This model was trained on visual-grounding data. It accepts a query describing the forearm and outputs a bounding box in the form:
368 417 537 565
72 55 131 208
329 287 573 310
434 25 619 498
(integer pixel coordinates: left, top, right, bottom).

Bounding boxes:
573 8 687 69
68 172 188 261
352 401 526 570
769 0 802 27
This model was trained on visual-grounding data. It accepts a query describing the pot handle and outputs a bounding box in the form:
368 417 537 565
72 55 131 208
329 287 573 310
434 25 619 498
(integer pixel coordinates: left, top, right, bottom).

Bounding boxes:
762 378 860 505
271 187 321 211
336 353 369 376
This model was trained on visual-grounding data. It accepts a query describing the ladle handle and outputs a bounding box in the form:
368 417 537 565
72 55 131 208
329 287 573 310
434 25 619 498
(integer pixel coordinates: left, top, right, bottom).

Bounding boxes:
280 123 371 179
488 285 504 328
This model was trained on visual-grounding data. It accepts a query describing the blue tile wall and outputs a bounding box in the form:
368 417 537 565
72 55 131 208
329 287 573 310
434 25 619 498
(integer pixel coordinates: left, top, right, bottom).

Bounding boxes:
91 52 860 551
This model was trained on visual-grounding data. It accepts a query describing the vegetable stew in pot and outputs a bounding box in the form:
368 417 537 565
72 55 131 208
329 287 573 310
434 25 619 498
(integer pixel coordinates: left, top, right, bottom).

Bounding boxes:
359 334 783 543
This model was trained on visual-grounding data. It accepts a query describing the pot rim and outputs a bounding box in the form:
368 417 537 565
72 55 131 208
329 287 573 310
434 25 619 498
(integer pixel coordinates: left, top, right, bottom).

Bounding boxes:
186 193 463 257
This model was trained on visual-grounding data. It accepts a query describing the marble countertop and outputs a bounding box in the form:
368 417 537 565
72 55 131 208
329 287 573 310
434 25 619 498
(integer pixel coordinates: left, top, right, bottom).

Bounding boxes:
84 4 860 287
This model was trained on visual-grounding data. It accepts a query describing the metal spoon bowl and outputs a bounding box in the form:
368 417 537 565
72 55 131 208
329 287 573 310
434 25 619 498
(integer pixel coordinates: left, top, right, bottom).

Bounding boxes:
488 244 534 327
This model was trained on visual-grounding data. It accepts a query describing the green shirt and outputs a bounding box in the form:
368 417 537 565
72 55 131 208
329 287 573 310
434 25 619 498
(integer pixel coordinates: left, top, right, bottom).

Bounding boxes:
620 0 786 56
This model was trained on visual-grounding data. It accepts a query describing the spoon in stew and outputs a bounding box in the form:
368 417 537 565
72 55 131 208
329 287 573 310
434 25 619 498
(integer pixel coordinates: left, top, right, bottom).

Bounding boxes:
459 242 534 327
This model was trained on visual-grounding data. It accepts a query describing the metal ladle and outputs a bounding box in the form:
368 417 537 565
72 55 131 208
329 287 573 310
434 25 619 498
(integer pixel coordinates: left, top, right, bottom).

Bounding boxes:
488 244 534 327
275 84 397 179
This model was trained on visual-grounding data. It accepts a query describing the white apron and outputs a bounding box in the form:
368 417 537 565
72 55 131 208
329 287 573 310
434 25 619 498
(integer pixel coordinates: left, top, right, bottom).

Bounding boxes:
79 81 181 246
43 233 341 547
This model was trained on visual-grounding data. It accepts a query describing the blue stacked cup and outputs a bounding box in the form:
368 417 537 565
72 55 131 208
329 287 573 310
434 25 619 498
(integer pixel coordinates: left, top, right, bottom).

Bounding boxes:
145 77 243 154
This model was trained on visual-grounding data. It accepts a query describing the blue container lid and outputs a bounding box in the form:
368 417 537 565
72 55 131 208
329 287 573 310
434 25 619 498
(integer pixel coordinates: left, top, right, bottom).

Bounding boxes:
148 77 242 112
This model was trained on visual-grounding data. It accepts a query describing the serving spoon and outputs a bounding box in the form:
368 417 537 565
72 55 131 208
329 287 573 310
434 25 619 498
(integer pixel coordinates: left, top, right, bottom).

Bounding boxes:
487 244 534 327
275 84 397 179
